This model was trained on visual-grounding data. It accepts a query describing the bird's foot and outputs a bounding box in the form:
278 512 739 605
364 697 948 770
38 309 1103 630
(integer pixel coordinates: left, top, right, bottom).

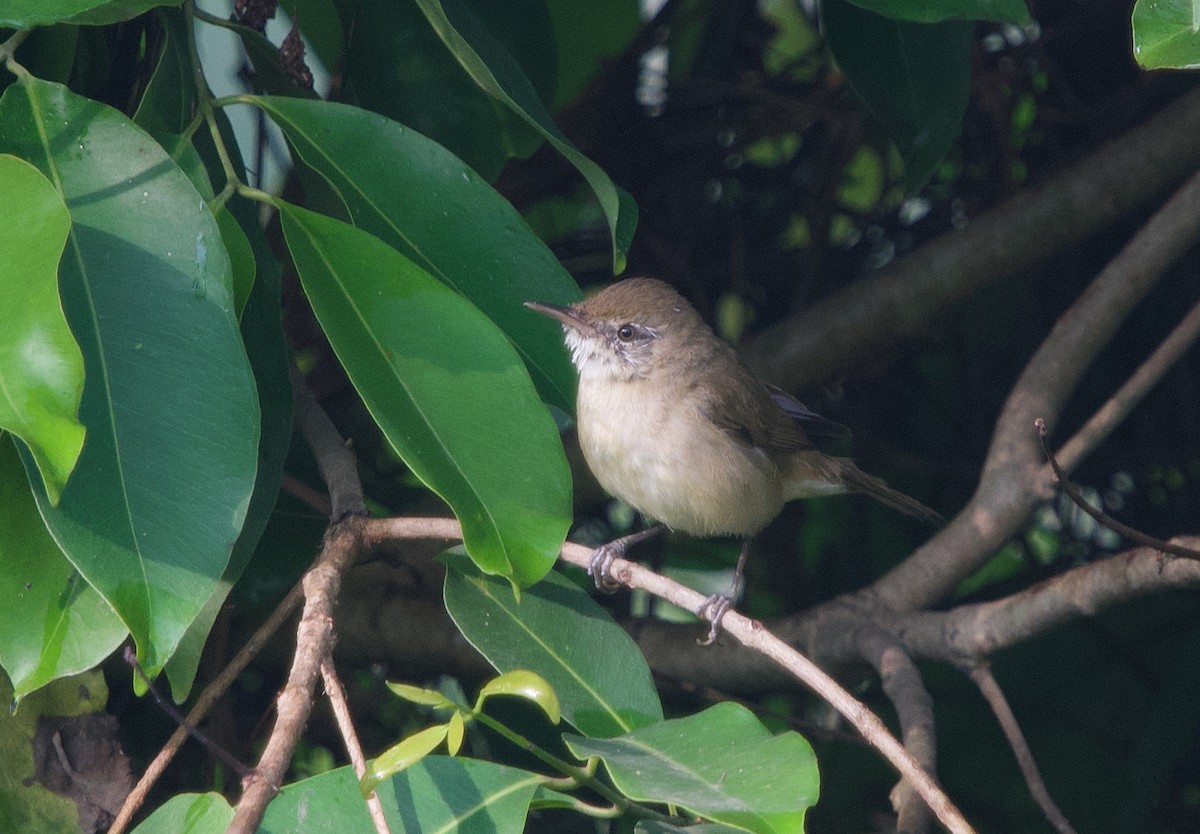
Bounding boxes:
587 543 624 594
586 524 668 593
696 593 735 646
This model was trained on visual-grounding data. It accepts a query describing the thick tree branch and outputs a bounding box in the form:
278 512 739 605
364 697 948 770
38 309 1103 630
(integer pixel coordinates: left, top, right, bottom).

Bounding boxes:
739 83 1200 391
897 539 1200 663
226 370 370 834
868 165 1200 613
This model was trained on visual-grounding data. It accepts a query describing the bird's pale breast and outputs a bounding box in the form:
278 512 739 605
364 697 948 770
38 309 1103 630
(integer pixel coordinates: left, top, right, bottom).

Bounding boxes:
575 375 785 536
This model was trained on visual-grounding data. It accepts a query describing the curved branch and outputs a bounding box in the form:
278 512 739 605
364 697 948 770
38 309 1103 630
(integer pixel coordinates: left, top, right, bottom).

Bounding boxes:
897 539 1200 663
868 165 1200 612
226 368 370 834
739 83 1200 391
857 628 937 834
968 664 1078 834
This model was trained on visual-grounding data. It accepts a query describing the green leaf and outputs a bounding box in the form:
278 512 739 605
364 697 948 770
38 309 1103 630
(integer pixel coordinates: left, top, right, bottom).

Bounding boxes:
824 0 973 192
0 78 260 679
0 0 177 27
387 681 458 708
446 710 465 755
245 95 581 410
412 0 638 272
0 439 127 704
127 792 233 834
477 670 561 724
338 0 546 182
565 702 820 834
0 672 117 834
277 204 570 586
841 0 1029 24
444 552 663 737
131 6 195 137
362 724 449 794
1133 0 1200 69
0 155 85 504
136 760 544 833
546 0 640 107
162 197 290 701
289 760 543 833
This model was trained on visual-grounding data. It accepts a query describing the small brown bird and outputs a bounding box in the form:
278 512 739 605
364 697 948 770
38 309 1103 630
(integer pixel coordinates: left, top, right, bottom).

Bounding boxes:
527 278 939 642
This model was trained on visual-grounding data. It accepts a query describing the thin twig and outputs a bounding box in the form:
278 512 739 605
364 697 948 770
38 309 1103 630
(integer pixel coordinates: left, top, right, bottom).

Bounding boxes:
226 363 371 834
357 514 975 831
107 581 305 834
1037 418 1200 561
322 658 392 834
227 516 367 834
123 646 252 780
968 664 1079 834
1054 298 1200 473
554 542 977 834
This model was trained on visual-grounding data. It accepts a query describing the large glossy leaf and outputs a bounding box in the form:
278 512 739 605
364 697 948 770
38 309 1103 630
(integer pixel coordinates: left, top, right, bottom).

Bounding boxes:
824 0 973 192
0 78 260 679
444 552 663 737
546 0 639 107
163 195 291 701
0 439 126 704
566 702 820 834
126 792 233 834
413 0 638 271
1133 0 1200 70
0 0 181 27
246 95 580 410
278 204 570 586
133 759 542 834
338 0 546 182
0 155 85 504
842 0 1028 24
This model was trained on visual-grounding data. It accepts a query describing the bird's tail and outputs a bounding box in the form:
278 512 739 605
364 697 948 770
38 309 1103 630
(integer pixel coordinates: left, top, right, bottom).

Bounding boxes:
832 459 943 524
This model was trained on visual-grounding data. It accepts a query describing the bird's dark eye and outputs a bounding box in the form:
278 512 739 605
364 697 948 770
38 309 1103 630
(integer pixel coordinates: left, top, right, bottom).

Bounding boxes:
616 324 636 342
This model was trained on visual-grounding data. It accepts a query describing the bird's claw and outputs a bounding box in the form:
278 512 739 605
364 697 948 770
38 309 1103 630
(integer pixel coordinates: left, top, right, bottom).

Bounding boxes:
697 593 734 646
587 545 623 594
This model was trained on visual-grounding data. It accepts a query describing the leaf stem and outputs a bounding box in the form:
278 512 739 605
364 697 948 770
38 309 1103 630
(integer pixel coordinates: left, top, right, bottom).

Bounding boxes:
0 27 33 76
467 709 679 825
183 0 247 209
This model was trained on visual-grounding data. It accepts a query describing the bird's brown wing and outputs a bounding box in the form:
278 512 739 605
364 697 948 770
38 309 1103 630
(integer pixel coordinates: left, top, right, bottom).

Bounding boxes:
697 359 815 454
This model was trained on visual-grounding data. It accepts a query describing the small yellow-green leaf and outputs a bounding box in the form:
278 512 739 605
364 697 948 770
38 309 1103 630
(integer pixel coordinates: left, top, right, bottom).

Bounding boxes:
360 724 449 796
0 154 85 505
446 710 465 756
477 670 560 725
386 681 456 709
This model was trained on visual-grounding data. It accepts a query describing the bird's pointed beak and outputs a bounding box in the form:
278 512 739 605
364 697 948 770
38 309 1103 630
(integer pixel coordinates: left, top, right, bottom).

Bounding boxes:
524 300 593 334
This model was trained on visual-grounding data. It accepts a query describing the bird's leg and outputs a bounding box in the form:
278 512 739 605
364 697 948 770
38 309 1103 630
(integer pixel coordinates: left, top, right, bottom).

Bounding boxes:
588 524 666 592
697 536 753 645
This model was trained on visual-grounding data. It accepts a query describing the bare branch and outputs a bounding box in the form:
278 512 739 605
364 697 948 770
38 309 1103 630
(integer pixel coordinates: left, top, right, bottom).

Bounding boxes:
857 628 937 834
107 582 304 834
1038 418 1200 561
740 84 1200 391
227 516 367 834
227 368 371 834
898 539 1200 662
869 165 1200 612
968 664 1078 834
1054 298 1200 473
322 658 392 834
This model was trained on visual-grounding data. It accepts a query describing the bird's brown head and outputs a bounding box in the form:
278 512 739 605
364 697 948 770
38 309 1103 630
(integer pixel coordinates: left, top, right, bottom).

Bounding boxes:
526 278 706 382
